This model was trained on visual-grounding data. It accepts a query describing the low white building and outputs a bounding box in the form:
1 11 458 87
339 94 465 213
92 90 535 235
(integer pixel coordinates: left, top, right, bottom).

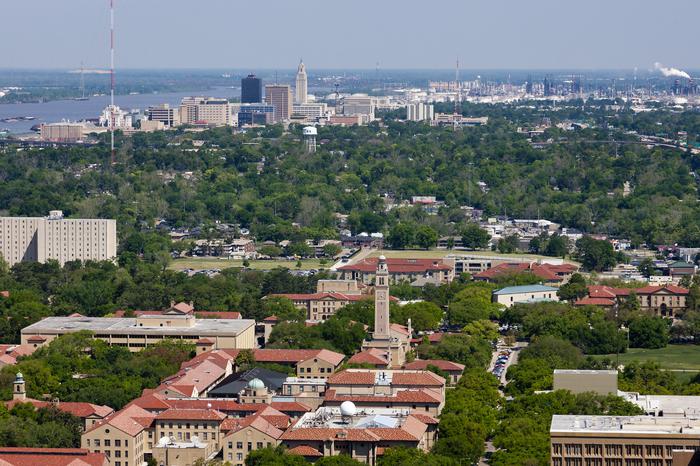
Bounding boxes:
492 284 559 307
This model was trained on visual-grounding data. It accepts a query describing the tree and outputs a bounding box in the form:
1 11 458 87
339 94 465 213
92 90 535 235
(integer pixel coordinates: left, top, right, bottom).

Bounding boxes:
461 223 490 250
447 283 501 326
544 234 570 257
414 225 438 249
387 223 415 249
497 234 519 253
258 245 283 257
628 316 669 349
462 319 500 343
262 297 305 322
322 243 342 257
637 257 656 278
246 446 307 466
391 301 443 331
557 273 588 301
575 236 617 272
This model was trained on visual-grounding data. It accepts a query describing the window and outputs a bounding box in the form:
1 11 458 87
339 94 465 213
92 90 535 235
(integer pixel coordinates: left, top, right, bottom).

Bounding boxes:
237 453 243 461
95 440 101 447
115 440 121 447
105 440 111 447
237 442 243 449
257 442 263 449
247 442 252 451
115 451 121 458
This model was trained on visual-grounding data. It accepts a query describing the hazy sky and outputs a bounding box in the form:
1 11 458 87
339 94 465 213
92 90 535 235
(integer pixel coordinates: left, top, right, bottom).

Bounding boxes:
2 0 698 70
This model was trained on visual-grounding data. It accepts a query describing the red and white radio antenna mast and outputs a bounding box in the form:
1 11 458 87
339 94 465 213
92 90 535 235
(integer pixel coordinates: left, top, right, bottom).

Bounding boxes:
109 0 116 164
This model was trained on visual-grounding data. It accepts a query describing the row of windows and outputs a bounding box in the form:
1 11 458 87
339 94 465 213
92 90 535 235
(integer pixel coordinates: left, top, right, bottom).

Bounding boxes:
88 438 129 447
553 442 697 458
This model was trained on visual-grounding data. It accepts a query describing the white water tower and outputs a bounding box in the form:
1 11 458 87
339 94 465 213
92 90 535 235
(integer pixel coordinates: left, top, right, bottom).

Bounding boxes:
303 126 317 153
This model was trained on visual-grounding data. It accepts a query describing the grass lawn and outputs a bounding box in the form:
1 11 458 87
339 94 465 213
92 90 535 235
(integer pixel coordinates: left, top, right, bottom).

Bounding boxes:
370 249 579 264
593 345 700 371
169 258 328 271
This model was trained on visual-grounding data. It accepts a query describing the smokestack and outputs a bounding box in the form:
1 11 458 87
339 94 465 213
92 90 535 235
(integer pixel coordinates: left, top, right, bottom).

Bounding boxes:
654 62 691 80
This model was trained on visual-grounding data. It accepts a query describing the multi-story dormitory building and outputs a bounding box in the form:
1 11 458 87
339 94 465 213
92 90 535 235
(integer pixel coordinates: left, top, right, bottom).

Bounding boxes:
0 210 116 266
79 347 445 466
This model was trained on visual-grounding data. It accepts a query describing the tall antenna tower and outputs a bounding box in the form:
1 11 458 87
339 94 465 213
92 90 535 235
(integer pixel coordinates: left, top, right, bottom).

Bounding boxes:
109 0 116 164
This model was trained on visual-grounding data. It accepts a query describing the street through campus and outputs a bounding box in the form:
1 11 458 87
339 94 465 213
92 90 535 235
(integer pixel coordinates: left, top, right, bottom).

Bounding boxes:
479 340 528 465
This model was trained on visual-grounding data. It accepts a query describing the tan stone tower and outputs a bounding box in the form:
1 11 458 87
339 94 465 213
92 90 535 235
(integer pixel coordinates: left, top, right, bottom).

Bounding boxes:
361 255 409 367
373 255 390 339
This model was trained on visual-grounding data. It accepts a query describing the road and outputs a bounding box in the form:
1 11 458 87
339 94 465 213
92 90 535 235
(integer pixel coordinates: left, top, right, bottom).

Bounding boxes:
479 341 527 465
329 246 376 271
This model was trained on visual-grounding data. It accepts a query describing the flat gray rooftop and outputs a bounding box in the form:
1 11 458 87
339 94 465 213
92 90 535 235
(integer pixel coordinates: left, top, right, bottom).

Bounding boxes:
551 415 700 435
22 316 255 336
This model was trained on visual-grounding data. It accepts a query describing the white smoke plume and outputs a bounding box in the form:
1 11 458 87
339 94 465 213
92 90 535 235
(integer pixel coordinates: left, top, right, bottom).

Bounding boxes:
654 62 691 79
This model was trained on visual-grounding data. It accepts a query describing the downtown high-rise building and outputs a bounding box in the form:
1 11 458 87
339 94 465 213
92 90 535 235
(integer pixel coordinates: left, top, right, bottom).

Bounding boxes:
265 85 293 122
241 74 262 103
295 60 308 104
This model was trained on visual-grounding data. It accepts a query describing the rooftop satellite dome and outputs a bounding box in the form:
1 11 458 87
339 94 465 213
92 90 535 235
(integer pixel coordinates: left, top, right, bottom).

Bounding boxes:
248 378 265 390
378 255 386 261
157 436 170 447
340 401 357 417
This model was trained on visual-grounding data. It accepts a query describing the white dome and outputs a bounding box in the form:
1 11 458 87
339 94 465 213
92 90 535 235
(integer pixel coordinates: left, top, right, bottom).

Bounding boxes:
340 401 356 417
248 378 265 390
157 436 170 447
378 255 386 261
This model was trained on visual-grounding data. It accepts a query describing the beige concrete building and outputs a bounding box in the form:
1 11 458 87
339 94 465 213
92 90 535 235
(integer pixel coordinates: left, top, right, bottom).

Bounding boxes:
0 210 117 267
553 369 618 395
179 97 231 126
222 415 283 466
151 437 217 466
264 85 293 122
82 403 154 466
21 306 256 352
40 122 85 142
550 415 700 466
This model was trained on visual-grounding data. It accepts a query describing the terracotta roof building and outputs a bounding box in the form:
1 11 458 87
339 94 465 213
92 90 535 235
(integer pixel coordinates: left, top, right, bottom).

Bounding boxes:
403 359 466 385
575 285 689 318
337 257 454 285
473 262 578 286
0 447 108 466
280 406 433 463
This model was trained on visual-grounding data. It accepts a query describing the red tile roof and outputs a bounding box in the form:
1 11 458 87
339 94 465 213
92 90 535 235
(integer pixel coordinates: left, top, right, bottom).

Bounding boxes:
252 349 345 367
86 404 155 436
574 296 617 307
408 413 439 425
635 284 689 295
222 414 284 439
5 400 113 419
112 309 242 319
0 447 107 466
271 292 372 302
269 402 313 414
26 335 47 343
0 291 9 298
287 445 323 457
404 359 466 372
392 372 445 387
338 257 452 273
324 389 441 404
348 349 389 366
327 371 375 385
474 262 577 281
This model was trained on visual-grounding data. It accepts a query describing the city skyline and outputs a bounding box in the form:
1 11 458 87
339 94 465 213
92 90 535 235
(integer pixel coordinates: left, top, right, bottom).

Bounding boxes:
1 0 699 70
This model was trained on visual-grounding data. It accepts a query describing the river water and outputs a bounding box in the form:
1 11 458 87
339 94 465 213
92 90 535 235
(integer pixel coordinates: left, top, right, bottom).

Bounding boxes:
0 87 236 135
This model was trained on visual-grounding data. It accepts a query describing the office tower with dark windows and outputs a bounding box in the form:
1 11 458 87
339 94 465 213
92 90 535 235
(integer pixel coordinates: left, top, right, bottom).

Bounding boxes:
241 74 263 103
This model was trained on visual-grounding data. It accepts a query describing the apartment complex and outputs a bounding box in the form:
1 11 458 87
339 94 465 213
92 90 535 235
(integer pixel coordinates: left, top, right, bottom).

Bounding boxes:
21 303 256 352
265 85 293 122
0 210 117 266
550 415 700 466
406 102 435 122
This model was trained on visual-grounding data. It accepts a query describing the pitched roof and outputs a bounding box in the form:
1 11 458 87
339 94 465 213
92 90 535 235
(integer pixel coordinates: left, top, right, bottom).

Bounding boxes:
408 413 439 425
574 296 617 307
348 349 389 366
86 404 155 436
208 367 287 397
403 359 466 372
324 389 441 404
474 262 576 281
270 292 372 302
286 445 323 457
391 371 445 387
222 414 284 439
269 401 312 414
635 284 689 295
4 400 113 419
327 371 375 385
252 349 345 367
0 447 106 466
337 257 452 273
